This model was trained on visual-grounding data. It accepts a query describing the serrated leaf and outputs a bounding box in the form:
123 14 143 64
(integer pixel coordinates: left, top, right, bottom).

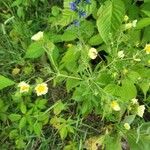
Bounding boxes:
57 9 77 26
19 117 26 129
0 75 15 90
60 46 80 72
20 102 26 114
9 114 21 122
34 122 42 137
88 34 103 46
25 41 44 58
53 100 66 115
66 78 80 92
85 0 97 16
97 0 125 43
36 99 47 109
62 28 78 41
59 126 68 140
9 129 19 139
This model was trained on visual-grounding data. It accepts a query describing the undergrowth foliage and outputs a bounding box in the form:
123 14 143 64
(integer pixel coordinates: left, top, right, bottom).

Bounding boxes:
0 0 150 149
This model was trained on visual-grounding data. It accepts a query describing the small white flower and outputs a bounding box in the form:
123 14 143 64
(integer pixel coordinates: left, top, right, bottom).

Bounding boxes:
35 83 48 96
118 51 125 59
132 20 137 28
137 105 145 117
18 81 30 93
111 101 121 111
131 98 139 105
125 23 133 29
124 123 131 130
124 20 137 30
31 31 43 41
88 48 98 59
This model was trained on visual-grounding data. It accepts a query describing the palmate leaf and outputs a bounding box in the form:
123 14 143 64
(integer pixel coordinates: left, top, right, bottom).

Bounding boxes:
97 0 125 44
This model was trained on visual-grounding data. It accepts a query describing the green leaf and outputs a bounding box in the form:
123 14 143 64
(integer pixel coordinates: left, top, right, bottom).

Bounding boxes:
72 85 85 102
136 18 150 29
80 20 95 39
57 9 77 26
60 46 80 72
105 134 122 150
88 34 103 46
66 78 80 92
0 75 15 90
9 114 21 122
62 28 78 41
119 79 137 101
25 41 44 58
53 100 66 115
51 6 60 16
20 102 26 114
141 2 150 17
36 99 47 109
9 129 19 139
138 81 150 97
127 71 141 83
34 122 42 137
104 84 120 96
122 115 136 124
85 0 97 16
97 0 125 43
19 117 26 129
59 126 68 140
128 5 139 19
127 131 150 150
17 7 24 18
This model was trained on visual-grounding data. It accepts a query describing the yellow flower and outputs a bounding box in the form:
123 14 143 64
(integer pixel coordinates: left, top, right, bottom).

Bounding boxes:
111 101 121 111
137 105 145 117
31 31 43 41
118 51 125 59
18 81 30 93
124 123 130 130
35 83 48 96
88 48 98 59
144 44 150 54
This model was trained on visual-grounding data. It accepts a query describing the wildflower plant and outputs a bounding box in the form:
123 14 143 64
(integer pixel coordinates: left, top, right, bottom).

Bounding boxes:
0 0 150 149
